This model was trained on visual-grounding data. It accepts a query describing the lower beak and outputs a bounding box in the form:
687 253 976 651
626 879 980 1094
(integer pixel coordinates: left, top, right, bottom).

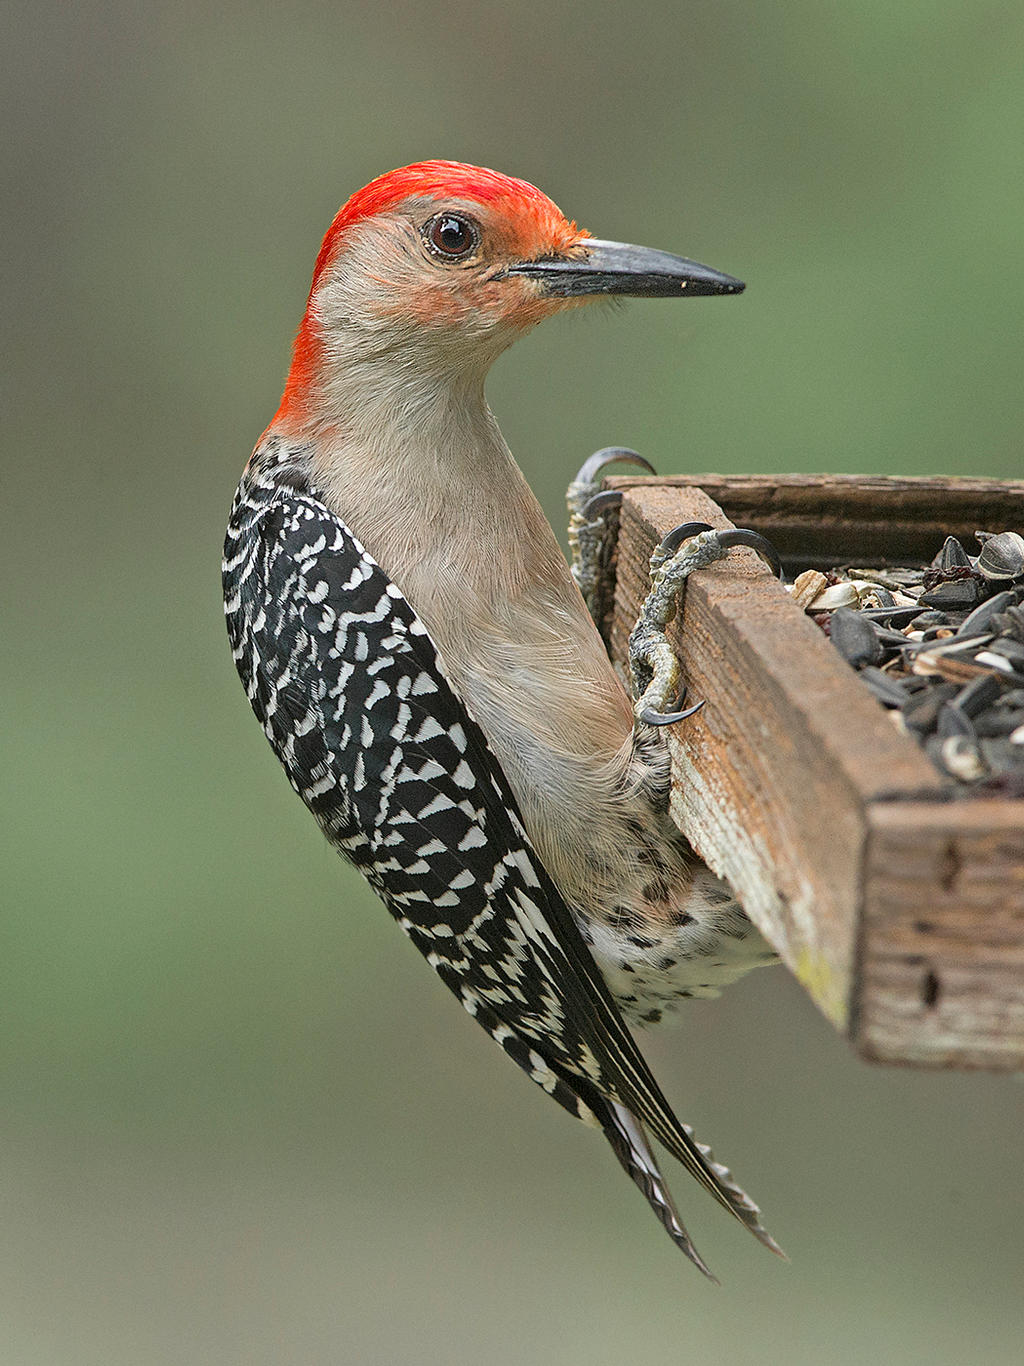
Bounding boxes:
506 237 744 298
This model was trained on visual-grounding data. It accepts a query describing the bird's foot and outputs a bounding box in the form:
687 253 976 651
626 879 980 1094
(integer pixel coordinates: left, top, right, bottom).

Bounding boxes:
631 521 782 726
566 448 655 626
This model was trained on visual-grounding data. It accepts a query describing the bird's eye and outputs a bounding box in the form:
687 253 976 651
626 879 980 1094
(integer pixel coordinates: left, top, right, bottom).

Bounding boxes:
425 213 479 260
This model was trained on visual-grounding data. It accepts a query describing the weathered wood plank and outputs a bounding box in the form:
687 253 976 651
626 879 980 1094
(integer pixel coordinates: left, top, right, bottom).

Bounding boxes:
858 800 1024 1069
610 478 1024 1068
611 484 943 1028
608 473 1024 568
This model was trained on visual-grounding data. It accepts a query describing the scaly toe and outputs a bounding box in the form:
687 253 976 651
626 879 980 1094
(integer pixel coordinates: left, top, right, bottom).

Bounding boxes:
567 448 658 625
630 528 729 723
630 523 782 725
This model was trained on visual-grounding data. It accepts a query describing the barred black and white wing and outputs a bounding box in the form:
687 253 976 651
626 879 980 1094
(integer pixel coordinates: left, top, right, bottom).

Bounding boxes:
223 443 780 1275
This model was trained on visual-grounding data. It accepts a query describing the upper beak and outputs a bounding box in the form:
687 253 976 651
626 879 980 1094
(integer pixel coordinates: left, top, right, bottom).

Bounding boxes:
505 237 744 298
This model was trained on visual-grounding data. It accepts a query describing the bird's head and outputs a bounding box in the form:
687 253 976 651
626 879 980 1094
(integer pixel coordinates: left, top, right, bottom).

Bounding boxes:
276 161 743 426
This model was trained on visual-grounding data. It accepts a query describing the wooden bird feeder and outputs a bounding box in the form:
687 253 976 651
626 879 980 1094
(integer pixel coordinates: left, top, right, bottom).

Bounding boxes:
602 474 1024 1071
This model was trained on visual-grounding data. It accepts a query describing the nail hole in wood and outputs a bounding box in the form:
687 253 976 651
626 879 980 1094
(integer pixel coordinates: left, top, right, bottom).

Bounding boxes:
939 840 961 893
921 970 941 1009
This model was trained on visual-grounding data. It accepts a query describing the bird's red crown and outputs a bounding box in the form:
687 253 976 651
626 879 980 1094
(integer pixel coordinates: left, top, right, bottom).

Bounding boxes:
309 160 582 293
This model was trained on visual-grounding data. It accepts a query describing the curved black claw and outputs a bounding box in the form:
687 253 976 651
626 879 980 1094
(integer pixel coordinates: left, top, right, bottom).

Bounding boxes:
639 685 707 728
717 529 784 580
660 521 715 555
582 489 624 518
659 522 784 580
574 447 657 487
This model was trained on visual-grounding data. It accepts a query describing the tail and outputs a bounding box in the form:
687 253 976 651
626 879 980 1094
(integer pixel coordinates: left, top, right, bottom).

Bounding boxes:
598 1096 787 1280
601 1100 719 1280
673 1117 787 1261
453 990 785 1276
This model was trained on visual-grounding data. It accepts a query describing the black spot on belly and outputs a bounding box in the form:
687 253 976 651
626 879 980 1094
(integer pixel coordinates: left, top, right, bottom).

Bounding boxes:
610 905 641 932
641 879 672 905
703 885 735 905
635 843 661 869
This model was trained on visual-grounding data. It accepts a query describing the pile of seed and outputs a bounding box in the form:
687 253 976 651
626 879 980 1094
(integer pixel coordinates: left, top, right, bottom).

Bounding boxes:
789 531 1024 790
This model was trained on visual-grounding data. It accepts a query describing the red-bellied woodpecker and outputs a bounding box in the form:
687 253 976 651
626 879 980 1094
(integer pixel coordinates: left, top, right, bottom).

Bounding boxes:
223 161 782 1278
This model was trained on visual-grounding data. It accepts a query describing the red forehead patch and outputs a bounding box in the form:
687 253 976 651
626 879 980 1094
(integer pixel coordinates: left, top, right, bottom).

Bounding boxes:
310 161 576 292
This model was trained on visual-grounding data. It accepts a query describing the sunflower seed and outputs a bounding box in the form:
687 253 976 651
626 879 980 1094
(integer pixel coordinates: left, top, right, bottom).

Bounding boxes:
973 651 1017 674
940 736 988 782
829 607 882 667
936 703 975 740
859 605 926 626
976 531 1024 580
933 535 972 570
985 638 1024 669
859 667 911 708
955 589 1015 638
808 581 861 611
917 577 986 611
903 683 958 735
955 673 1004 718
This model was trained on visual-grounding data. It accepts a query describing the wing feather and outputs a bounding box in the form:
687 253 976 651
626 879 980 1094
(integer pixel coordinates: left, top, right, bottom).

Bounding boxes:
224 466 779 1259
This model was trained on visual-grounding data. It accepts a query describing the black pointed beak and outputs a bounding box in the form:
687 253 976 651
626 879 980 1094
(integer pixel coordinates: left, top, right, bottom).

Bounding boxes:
506 237 745 298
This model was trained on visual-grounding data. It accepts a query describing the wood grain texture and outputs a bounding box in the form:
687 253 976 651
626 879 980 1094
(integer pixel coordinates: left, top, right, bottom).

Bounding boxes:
859 801 1024 1069
609 478 1024 1068
607 473 1024 569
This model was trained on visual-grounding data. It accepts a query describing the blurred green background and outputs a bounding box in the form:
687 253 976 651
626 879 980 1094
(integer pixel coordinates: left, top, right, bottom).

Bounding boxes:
3 2 1023 1362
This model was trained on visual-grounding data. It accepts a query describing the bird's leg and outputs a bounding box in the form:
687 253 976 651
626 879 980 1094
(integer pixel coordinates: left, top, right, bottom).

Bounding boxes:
566 448 655 626
631 522 782 726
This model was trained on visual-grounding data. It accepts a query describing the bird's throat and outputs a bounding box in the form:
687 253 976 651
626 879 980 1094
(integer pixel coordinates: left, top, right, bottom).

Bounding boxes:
305 376 564 622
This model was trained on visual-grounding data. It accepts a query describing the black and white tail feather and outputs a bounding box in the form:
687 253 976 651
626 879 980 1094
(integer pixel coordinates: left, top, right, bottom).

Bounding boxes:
223 436 782 1277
